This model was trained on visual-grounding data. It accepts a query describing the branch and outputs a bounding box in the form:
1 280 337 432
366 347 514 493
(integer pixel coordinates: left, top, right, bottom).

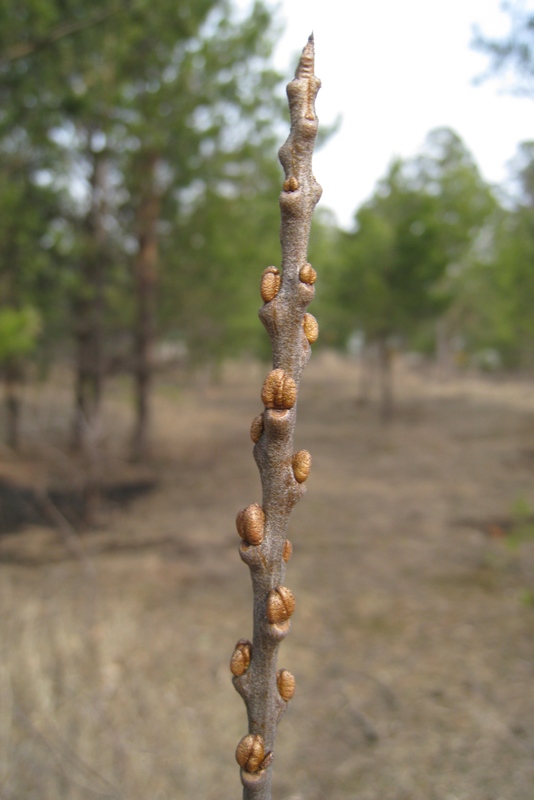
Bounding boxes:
0 6 125 67
230 34 322 800
471 7 534 97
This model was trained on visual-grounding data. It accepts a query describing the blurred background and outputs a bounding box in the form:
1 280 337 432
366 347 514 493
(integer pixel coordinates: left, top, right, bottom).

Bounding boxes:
1 1 533 798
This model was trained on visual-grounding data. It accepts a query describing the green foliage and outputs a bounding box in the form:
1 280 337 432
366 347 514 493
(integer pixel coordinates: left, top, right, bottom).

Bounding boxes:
0 126 67 361
159 176 280 364
507 495 534 552
502 495 534 608
0 306 41 361
2 0 534 410
0 0 285 375
330 128 496 352
450 140 534 369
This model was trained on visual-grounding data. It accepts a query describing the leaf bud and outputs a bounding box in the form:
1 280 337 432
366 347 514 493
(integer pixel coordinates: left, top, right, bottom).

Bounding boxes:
303 313 319 344
235 734 265 773
260 266 281 303
236 504 265 546
299 263 317 285
230 639 252 677
283 175 299 192
266 586 295 624
277 669 296 702
261 369 297 410
292 449 312 484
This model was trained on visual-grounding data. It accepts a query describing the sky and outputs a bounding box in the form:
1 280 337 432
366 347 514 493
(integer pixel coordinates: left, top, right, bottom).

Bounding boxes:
257 0 533 229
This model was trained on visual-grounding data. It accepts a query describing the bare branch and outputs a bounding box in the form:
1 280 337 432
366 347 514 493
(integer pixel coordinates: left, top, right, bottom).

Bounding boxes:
230 34 322 800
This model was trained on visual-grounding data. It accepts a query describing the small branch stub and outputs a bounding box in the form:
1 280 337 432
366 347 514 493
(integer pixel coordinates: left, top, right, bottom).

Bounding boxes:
250 413 264 443
282 539 293 562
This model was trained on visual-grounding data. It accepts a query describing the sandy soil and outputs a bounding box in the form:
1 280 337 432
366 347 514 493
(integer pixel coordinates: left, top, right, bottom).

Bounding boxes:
1 353 533 800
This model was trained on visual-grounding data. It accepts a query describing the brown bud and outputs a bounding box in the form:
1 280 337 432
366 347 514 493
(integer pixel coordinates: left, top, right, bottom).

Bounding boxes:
299 263 317 285
260 266 281 303
236 734 265 773
283 175 299 192
261 369 297 410
282 539 293 562
250 414 264 443
266 586 295 624
236 504 265 546
277 669 296 702
303 313 319 344
230 639 252 677
292 450 312 484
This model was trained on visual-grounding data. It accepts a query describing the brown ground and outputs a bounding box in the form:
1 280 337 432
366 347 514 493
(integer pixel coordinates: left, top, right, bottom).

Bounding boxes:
1 353 533 800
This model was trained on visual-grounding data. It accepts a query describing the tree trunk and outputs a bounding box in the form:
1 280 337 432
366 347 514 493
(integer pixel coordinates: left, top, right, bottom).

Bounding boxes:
435 317 451 380
378 335 394 422
4 361 22 450
357 343 373 406
71 145 107 453
70 143 108 524
131 153 161 462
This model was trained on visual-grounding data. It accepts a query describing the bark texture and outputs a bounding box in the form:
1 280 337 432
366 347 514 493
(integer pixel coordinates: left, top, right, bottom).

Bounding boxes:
131 152 161 462
71 146 107 453
231 35 322 800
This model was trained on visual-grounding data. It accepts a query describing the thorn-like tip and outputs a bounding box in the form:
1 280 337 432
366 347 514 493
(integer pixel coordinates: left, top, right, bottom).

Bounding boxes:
296 34 315 79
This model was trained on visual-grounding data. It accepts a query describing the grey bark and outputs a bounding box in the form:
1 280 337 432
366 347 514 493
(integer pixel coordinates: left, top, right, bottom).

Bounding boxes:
231 36 322 800
131 152 161 462
377 335 394 422
70 143 108 522
71 145 107 454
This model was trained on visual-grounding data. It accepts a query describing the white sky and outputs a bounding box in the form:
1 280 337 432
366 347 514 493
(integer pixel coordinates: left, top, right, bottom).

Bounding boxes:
265 0 533 229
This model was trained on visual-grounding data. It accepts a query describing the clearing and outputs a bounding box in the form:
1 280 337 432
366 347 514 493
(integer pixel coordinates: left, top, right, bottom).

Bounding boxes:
1 352 533 800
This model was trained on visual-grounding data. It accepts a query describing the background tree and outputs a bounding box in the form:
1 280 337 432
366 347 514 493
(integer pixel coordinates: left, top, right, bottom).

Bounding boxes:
451 141 534 369
468 6 534 369
473 0 534 97
159 156 281 372
332 128 496 417
0 0 284 459
116 0 283 457
0 124 66 448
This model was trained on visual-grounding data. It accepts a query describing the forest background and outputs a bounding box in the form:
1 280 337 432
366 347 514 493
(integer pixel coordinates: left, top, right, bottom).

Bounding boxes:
2 0 534 457
2 3 534 799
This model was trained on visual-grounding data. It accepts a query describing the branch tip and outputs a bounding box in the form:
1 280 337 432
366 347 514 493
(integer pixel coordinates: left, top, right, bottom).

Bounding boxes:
295 33 315 79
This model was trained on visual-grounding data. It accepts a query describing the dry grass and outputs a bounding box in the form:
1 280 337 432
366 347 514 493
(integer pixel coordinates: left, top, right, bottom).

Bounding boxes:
1 353 533 799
